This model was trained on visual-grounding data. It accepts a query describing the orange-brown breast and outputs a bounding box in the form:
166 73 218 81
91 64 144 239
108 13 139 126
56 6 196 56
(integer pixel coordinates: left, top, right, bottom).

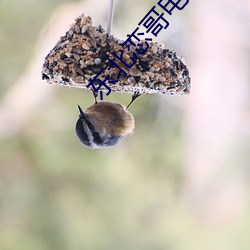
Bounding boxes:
86 102 134 135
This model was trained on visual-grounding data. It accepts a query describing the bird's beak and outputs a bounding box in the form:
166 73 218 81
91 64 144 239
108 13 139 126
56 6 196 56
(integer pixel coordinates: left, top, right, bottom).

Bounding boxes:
77 105 86 119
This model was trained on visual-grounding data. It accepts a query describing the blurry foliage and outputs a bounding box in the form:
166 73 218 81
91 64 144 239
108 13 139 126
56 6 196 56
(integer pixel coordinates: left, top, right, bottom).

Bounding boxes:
0 0 71 98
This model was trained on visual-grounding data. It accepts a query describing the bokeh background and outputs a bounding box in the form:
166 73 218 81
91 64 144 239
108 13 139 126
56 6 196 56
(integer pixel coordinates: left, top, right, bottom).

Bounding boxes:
1 0 250 249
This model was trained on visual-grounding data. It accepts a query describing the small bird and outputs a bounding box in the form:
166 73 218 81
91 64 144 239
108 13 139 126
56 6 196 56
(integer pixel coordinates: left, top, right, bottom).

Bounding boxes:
75 90 140 149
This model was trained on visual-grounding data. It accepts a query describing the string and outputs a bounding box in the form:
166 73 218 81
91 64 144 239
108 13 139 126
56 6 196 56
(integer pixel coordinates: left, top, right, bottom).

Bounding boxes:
107 0 115 34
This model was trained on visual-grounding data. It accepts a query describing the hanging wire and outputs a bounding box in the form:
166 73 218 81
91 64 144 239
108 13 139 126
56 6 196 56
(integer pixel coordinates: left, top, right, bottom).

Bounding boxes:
107 0 115 34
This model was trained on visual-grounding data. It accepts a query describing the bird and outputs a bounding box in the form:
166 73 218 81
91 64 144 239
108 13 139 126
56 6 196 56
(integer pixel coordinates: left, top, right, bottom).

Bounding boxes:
75 90 140 149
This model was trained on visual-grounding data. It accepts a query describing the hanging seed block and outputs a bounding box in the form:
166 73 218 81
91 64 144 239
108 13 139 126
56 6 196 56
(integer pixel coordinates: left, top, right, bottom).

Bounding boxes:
42 14 190 95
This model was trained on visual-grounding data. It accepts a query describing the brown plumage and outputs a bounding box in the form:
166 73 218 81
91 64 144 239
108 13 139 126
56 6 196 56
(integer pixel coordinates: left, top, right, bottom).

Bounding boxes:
85 101 134 136
75 90 140 149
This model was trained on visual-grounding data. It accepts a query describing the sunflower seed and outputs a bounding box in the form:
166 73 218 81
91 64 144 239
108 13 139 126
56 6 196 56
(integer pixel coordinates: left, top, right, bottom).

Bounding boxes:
82 43 90 50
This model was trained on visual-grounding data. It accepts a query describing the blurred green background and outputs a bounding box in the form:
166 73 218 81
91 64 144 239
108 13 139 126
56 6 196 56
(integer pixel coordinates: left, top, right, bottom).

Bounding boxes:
1 0 250 249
